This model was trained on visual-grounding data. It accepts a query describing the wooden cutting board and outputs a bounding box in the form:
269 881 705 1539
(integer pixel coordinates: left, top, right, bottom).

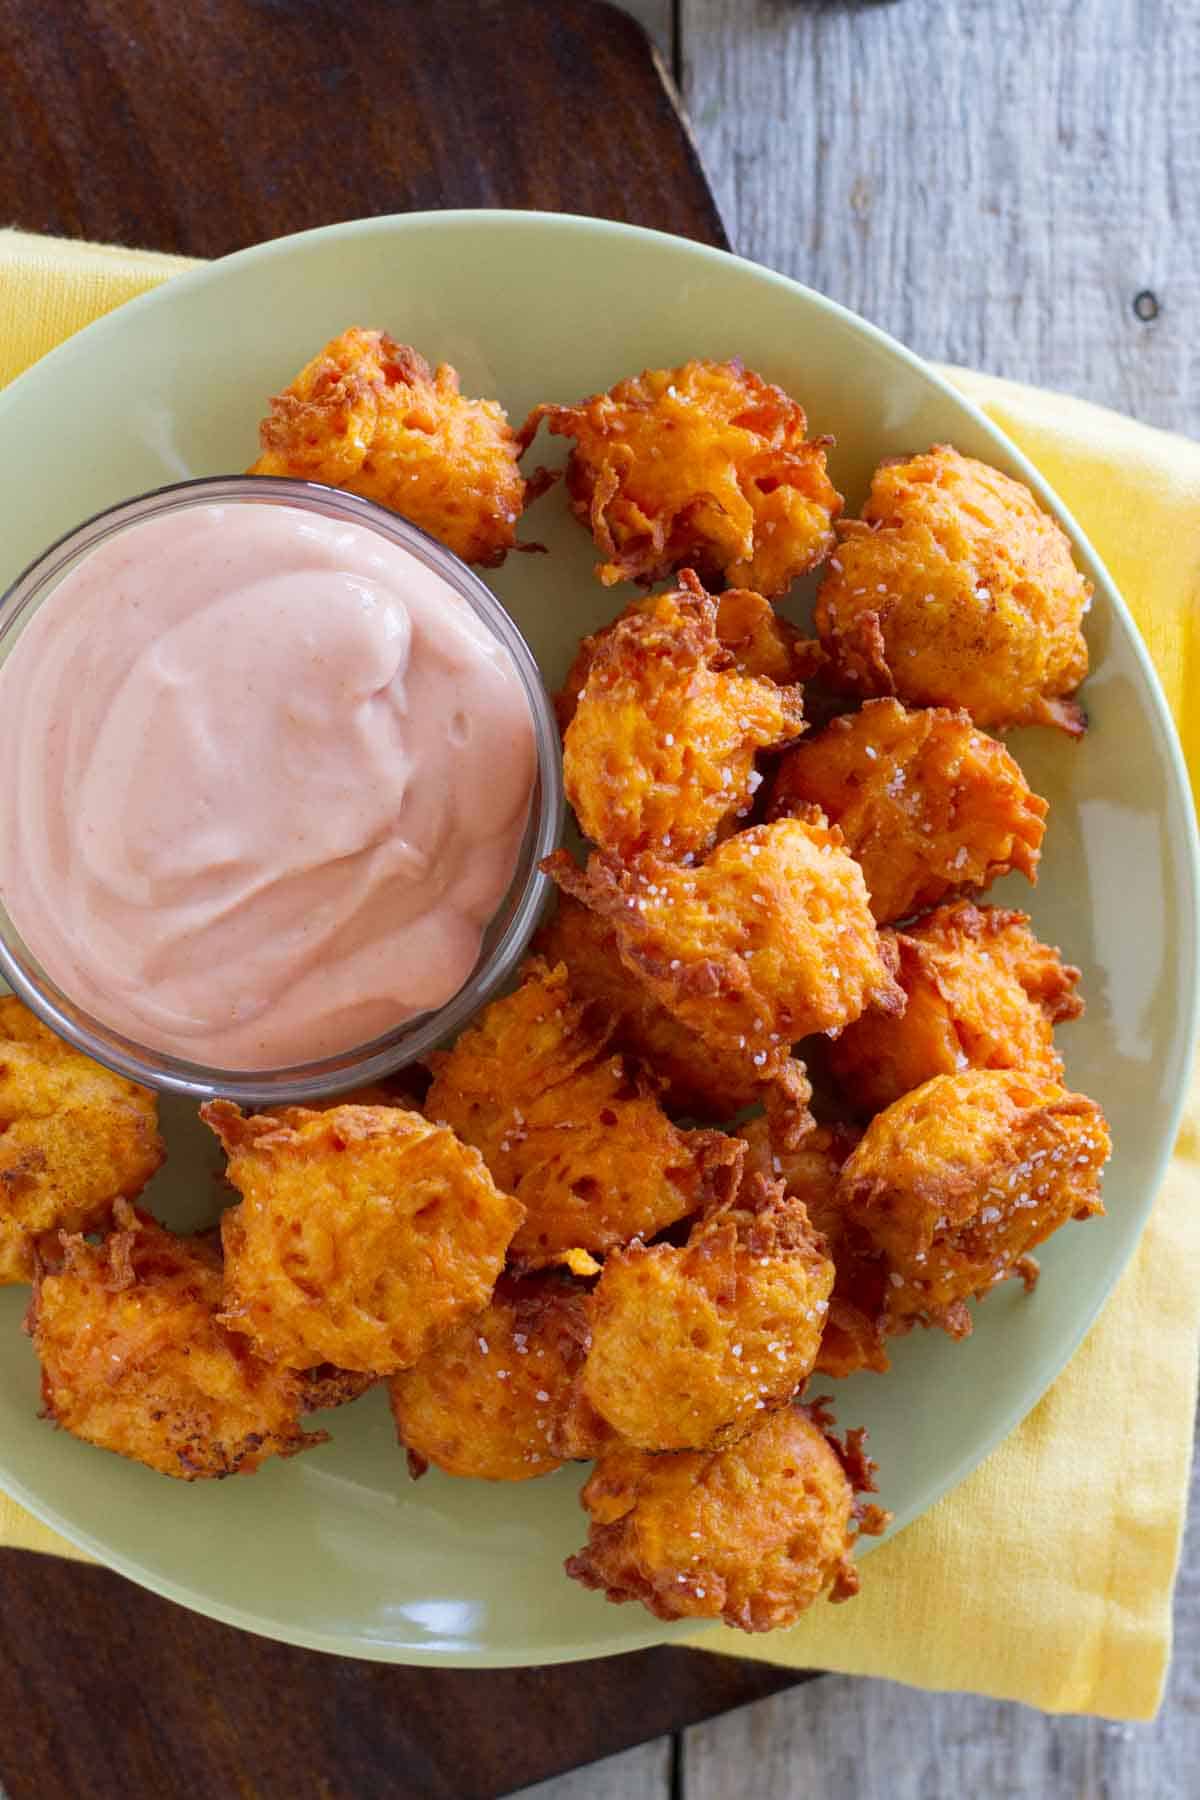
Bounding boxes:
0 4 811 1794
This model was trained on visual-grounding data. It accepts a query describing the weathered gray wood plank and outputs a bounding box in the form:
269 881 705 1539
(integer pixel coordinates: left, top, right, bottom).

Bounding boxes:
682 0 1200 435
510 1737 672 1800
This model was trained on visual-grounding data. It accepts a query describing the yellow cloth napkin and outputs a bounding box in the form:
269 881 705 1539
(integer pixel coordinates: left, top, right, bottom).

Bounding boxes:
1 229 1198 1720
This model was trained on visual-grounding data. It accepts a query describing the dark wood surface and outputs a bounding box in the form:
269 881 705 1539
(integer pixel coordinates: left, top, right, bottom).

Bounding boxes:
0 1560 801 1800
0 0 726 257
0 3 805 1797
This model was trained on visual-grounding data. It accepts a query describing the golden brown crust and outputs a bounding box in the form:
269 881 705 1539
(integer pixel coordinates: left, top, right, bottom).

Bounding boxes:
545 817 904 1079
204 1101 522 1375
534 895 814 1128
0 997 163 1285
524 359 842 595
425 960 744 1263
738 1117 888 1378
389 1272 609 1482
556 581 819 735
565 1402 888 1631
562 575 805 860
814 445 1090 731
838 1069 1110 1335
27 1202 322 1479
828 901 1083 1113
767 698 1047 924
581 1179 834 1450
249 327 526 566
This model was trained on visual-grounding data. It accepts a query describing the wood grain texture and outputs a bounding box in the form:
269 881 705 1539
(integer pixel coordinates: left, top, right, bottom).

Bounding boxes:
682 0 1200 434
0 0 725 256
0 1554 804 1800
514 1740 672 1800
682 1404 1200 1799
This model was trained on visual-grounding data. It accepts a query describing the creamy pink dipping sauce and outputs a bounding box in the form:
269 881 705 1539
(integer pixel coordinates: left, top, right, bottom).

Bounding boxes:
0 502 537 1068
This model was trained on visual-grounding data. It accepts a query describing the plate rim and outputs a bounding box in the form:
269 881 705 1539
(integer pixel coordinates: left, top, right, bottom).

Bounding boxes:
1 207 1196 1667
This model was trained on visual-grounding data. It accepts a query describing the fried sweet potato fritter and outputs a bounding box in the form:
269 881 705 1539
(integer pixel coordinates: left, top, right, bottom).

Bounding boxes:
828 902 1083 1114
768 698 1047 925
566 1401 889 1632
0 997 163 1285
525 359 842 595
390 1272 609 1482
838 1069 1110 1337
425 960 743 1264
738 1117 888 1378
557 582 818 735
581 1175 834 1451
204 1101 522 1375
562 576 805 860
815 445 1091 732
250 328 526 566
28 1202 321 1479
534 895 814 1128
546 816 904 1080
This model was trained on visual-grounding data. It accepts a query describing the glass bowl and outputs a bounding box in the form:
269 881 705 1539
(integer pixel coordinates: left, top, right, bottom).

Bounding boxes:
0 475 564 1104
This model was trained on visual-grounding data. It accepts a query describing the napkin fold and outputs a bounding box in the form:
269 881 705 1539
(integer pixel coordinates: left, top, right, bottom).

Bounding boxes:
2 229 1198 1719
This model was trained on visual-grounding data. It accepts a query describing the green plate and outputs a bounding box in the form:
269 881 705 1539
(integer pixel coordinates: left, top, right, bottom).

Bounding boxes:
0 213 1195 1666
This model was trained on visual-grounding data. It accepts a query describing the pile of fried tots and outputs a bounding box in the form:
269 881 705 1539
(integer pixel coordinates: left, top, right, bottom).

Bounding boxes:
2 333 1110 1635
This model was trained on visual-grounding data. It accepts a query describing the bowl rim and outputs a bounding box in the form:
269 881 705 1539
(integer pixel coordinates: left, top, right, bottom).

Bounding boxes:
0 207 1195 1667
0 471 565 1103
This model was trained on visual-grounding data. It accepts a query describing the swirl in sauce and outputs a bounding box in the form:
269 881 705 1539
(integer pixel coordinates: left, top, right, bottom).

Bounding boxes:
0 502 537 1068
